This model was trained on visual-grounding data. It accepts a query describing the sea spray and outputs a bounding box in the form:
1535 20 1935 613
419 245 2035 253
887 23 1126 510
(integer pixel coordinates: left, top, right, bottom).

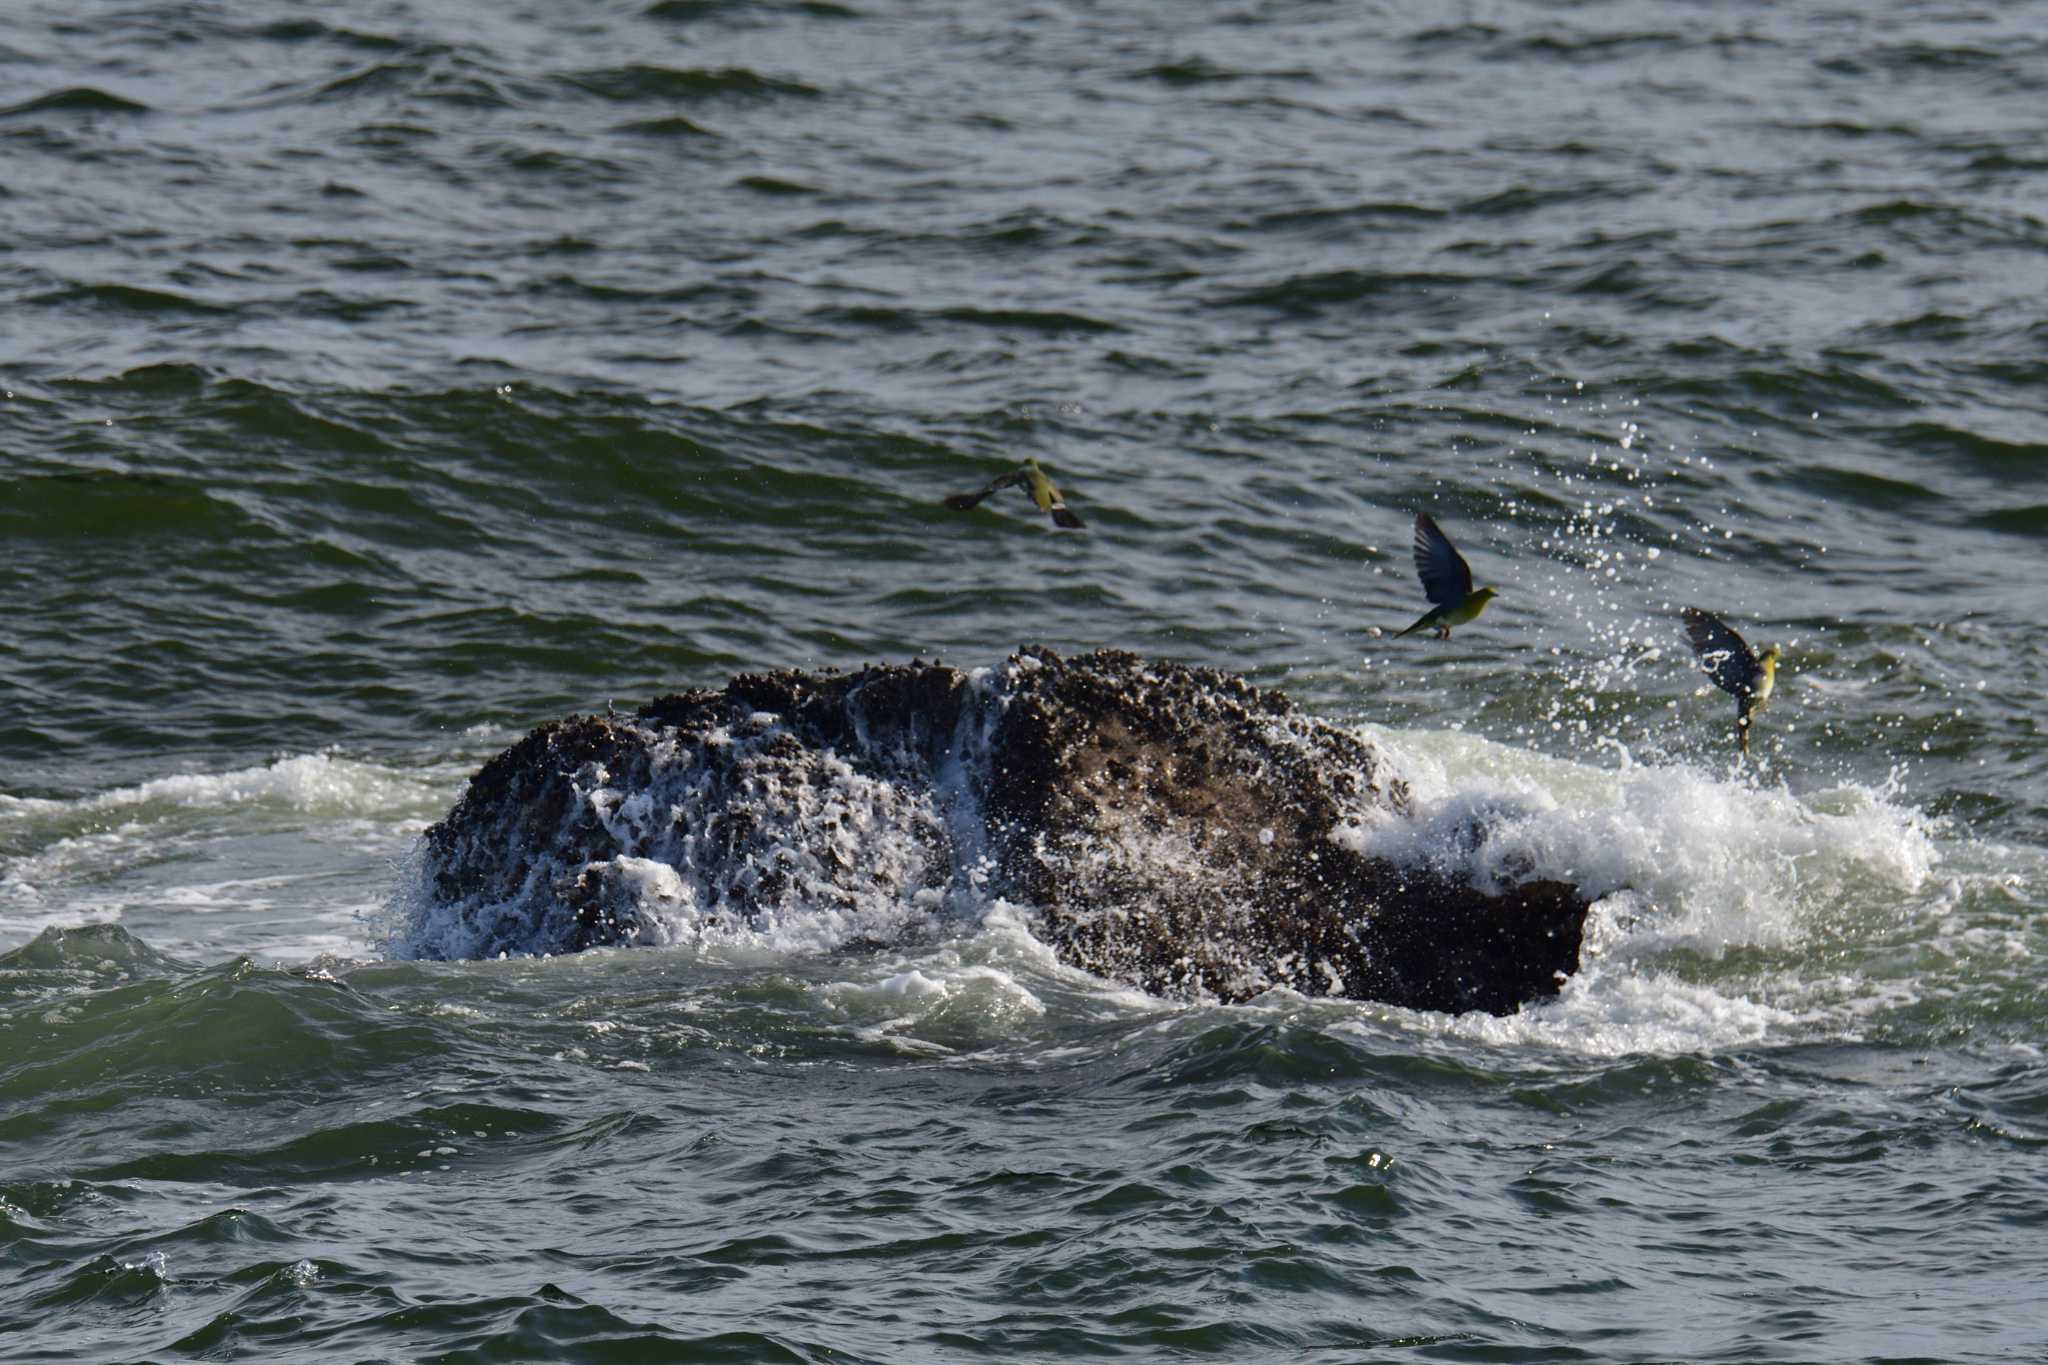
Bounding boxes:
1352 726 1937 948
385 651 1590 1012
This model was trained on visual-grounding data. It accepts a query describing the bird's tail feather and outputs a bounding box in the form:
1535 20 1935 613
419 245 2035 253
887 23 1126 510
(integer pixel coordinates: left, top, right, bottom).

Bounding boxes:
1393 610 1436 639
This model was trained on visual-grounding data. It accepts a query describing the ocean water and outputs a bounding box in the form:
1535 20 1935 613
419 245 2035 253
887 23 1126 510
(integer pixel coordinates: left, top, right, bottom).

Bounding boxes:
4 1 2046 1360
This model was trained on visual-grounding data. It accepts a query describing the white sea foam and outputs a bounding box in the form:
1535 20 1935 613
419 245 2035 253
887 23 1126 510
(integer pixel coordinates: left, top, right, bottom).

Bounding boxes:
7 699 1961 1061
1 752 453 961
381 739 981 963
117 1251 169 1280
820 961 1045 1020
1349 726 1937 950
379 671 1020 963
1404 957 1803 1055
1310 724 1950 1053
811 933 1052 1056
0 752 443 823
369 671 1963 1057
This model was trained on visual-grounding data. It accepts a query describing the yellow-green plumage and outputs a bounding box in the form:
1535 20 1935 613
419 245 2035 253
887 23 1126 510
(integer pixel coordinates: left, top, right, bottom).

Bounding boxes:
1740 647 1780 753
1682 607 1780 756
943 458 1083 529
1021 461 1083 528
1394 587 1500 639
1394 513 1499 640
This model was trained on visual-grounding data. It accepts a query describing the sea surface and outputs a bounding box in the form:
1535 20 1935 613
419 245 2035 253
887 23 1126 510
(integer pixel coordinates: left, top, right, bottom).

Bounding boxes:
4 1 2046 1360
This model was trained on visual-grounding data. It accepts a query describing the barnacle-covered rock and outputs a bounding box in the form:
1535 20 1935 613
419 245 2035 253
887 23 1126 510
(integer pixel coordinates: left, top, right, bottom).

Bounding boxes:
399 648 1588 1015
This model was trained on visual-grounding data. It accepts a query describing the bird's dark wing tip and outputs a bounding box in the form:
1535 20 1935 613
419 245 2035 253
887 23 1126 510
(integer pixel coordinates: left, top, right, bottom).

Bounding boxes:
1682 607 1759 696
1681 606 1724 649
942 492 984 510
1052 508 1084 529
1410 511 1473 605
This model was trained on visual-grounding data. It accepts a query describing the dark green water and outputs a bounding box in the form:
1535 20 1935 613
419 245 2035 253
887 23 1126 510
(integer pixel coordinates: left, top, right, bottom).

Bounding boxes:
4 1 2046 1360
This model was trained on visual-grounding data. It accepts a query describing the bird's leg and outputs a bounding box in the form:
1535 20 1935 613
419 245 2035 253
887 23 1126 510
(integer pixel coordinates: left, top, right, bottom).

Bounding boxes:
1435 625 1451 641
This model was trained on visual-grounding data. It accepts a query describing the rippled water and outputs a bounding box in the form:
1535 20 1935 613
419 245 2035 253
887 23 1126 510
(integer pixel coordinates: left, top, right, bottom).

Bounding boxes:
4 1 2046 1360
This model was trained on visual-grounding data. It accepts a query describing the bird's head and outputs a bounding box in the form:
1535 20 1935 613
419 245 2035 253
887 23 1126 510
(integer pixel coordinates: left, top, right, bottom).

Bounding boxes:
1758 644 1781 668
1472 586 1501 604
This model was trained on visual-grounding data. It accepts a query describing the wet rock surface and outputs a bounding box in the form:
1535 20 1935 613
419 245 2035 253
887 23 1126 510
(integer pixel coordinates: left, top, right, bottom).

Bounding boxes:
416 648 1589 1014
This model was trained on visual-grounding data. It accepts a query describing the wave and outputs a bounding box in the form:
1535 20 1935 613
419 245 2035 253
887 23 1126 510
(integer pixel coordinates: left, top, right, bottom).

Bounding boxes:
1356 728 1936 937
644 0 861 25
0 87 151 119
367 644 1964 1054
247 19 409 52
0 753 464 959
1128 59 1321 88
1886 421 2047 471
0 703 2014 1062
0 753 440 825
24 283 228 316
1348 727 1959 1053
1213 269 1482 315
559 64 821 104
0 468 244 541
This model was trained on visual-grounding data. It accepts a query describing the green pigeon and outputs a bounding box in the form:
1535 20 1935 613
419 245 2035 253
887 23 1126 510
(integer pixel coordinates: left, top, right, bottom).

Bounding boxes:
1682 607 1781 756
1394 512 1500 640
944 459 1083 529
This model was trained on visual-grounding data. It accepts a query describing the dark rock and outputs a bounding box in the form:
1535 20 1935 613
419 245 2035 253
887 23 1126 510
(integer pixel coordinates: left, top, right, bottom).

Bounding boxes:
408 647 1589 1014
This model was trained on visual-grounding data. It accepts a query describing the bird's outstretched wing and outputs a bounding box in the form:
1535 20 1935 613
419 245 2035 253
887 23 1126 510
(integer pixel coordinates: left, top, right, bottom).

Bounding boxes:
1413 513 1474 607
943 469 1026 511
1682 607 1761 698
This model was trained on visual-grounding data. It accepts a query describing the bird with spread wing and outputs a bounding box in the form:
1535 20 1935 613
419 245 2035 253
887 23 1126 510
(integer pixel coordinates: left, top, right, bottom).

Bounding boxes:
943 459 1083 529
1682 606 1780 756
1393 512 1499 640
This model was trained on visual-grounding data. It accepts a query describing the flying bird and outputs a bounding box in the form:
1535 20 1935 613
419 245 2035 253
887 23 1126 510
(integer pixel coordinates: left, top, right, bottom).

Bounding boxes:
1393 512 1499 640
943 459 1083 529
1682 606 1780 756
